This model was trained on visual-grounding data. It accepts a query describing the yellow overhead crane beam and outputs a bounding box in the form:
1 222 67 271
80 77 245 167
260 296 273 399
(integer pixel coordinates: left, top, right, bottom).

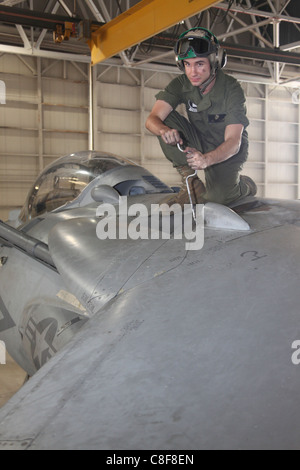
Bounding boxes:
89 0 221 66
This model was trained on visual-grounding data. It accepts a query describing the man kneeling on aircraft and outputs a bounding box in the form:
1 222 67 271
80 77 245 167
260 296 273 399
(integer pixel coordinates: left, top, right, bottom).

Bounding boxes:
146 27 257 206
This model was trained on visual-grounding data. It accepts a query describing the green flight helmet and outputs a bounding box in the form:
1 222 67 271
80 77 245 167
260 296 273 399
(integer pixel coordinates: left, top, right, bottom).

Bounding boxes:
174 27 227 91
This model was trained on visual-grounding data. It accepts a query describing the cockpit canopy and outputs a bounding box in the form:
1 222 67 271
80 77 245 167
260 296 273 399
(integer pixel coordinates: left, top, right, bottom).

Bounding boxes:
20 151 172 223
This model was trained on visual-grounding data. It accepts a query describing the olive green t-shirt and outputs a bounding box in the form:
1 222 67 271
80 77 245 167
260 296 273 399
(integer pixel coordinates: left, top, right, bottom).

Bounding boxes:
156 70 249 156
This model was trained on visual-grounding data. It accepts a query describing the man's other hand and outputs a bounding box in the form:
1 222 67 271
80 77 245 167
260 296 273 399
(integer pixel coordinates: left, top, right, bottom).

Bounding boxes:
160 128 183 146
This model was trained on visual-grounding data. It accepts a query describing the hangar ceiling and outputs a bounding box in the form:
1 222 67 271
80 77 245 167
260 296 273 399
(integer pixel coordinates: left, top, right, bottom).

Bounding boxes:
0 0 299 87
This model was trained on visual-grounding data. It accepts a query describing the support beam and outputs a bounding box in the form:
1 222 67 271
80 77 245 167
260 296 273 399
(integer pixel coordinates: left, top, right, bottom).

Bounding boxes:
0 44 91 63
0 80 6 104
0 4 103 30
35 1 61 50
15 24 31 49
0 0 25 5
0 4 80 29
88 63 95 151
89 0 221 65
214 2 300 25
223 42 300 66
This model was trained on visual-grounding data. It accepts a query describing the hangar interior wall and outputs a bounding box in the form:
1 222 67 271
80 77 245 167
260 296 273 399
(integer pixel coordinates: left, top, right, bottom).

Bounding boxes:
0 54 299 221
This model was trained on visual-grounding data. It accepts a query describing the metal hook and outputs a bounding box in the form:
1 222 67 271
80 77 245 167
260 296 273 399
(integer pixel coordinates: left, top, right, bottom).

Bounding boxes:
186 172 198 223
177 143 197 222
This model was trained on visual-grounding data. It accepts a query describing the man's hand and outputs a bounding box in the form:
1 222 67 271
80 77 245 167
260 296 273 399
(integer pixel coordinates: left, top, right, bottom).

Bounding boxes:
146 100 184 147
159 128 183 146
185 147 210 170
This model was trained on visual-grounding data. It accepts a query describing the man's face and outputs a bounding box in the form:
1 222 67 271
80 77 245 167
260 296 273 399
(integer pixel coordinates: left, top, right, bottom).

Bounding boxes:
183 57 211 87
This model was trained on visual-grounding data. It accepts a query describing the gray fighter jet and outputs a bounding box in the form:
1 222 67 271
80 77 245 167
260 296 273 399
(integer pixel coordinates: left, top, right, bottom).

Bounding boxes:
0 150 300 450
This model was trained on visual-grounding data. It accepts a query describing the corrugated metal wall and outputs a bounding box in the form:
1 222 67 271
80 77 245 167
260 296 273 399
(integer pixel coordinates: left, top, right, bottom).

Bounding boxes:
0 54 299 221
95 65 180 186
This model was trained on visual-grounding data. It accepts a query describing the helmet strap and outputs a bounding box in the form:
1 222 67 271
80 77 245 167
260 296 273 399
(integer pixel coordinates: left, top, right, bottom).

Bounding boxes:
198 69 217 94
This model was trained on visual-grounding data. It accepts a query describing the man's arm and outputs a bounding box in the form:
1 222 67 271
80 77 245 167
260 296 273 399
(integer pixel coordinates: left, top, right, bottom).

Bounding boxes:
185 123 244 170
145 100 183 145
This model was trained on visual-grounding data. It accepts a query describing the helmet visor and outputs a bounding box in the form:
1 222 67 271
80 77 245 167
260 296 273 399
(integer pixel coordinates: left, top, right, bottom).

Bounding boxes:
175 36 215 60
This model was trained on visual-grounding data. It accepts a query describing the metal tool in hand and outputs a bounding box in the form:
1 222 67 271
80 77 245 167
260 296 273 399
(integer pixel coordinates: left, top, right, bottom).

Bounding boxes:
177 142 197 222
